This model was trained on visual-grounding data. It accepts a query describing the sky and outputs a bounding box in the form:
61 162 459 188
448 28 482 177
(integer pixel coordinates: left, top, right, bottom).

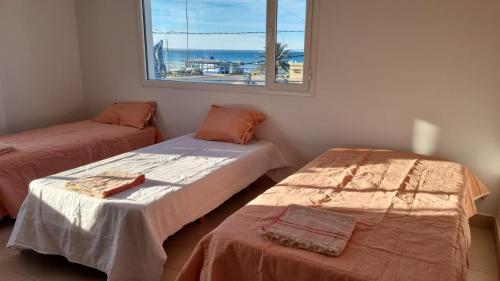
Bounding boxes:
151 0 306 51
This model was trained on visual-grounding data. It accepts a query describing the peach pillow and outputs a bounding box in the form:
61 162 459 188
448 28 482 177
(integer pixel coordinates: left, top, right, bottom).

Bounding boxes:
94 102 155 129
195 105 265 144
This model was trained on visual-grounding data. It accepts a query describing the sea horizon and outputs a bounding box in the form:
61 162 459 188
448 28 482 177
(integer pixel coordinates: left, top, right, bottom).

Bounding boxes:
163 48 305 52
155 48 304 73
160 48 304 65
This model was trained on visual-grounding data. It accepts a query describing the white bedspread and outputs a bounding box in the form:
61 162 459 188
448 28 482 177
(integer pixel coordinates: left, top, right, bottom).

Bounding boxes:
7 134 288 281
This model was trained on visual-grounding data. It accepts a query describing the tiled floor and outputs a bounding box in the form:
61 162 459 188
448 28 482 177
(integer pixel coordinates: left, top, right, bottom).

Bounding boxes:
469 227 499 281
0 177 498 281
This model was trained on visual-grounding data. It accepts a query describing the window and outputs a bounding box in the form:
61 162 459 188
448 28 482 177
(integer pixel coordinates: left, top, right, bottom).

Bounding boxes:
140 0 314 94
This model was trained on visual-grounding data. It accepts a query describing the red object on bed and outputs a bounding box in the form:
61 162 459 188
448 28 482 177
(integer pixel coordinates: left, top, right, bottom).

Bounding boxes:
176 148 489 281
0 120 156 218
64 171 146 198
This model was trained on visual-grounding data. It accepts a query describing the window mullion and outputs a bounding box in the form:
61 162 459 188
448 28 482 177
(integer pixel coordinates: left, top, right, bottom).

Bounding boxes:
265 0 277 89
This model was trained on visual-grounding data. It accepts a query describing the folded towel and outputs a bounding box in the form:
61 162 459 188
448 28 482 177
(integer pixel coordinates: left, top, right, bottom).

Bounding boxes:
262 204 356 256
64 171 145 198
0 142 14 155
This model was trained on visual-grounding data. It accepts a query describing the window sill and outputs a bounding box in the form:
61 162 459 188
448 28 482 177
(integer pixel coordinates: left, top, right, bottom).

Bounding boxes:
141 78 315 97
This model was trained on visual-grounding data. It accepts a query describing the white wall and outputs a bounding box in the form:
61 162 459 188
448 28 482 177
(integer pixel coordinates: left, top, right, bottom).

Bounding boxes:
0 0 85 134
0 79 7 134
75 0 500 215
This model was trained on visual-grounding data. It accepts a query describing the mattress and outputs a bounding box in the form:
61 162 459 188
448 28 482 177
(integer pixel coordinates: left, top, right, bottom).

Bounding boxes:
176 148 490 281
7 134 288 281
0 120 156 218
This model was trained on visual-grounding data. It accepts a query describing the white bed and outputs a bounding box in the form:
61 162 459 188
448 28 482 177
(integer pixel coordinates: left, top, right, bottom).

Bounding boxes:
7 134 288 281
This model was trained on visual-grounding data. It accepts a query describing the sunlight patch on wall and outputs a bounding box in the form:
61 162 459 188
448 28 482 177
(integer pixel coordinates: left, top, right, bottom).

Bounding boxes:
412 119 440 156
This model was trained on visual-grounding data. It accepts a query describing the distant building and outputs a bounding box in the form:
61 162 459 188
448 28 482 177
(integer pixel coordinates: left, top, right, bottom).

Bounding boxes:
289 62 304 82
186 59 244 75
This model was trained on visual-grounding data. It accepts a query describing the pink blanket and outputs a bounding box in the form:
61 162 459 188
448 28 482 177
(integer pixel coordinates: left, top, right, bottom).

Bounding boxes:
0 120 156 218
176 148 490 281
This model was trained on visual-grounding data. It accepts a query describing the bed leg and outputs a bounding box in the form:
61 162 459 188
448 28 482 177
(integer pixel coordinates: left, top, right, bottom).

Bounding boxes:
197 216 206 224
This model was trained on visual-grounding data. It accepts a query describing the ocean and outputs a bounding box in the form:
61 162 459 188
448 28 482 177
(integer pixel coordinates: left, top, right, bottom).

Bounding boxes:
162 49 304 72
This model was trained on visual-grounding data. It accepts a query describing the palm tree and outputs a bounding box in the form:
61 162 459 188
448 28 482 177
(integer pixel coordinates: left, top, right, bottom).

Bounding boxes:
274 42 291 76
255 42 291 77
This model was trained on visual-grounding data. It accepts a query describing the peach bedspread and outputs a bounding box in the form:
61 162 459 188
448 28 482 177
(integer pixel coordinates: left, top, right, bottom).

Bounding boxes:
0 120 156 218
176 148 489 281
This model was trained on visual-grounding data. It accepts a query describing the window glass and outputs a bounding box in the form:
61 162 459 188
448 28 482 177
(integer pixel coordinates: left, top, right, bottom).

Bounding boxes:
148 0 267 85
274 0 307 84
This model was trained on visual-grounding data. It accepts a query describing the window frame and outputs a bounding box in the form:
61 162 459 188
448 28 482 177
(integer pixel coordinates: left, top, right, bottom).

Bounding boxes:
137 0 318 96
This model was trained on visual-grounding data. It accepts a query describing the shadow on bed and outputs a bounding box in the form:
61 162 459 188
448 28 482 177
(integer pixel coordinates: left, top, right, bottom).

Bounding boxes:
177 202 471 281
176 148 484 281
3 176 277 281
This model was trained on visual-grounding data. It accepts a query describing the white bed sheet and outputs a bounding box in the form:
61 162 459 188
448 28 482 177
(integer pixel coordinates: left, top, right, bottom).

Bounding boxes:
7 134 288 281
